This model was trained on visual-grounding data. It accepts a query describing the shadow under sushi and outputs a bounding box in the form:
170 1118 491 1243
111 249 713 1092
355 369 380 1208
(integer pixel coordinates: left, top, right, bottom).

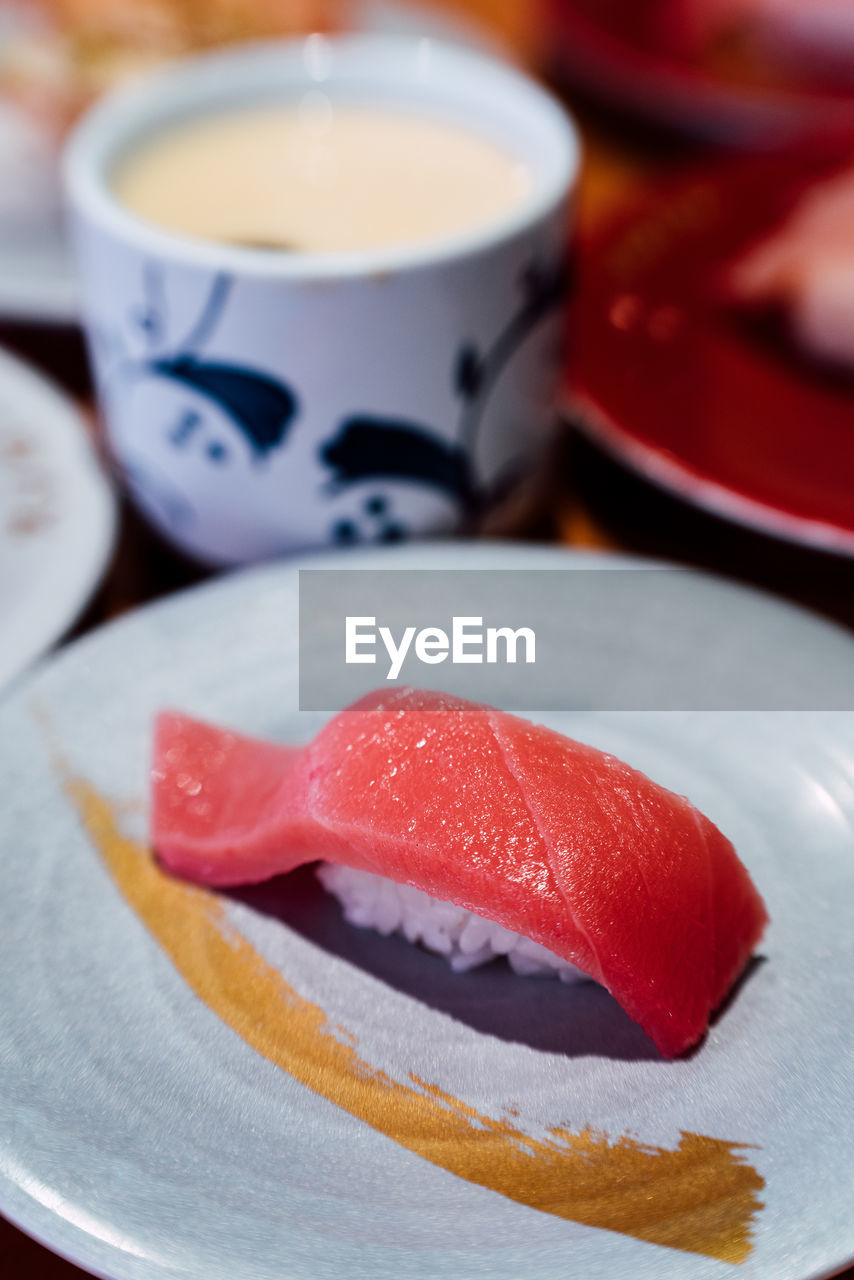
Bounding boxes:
226 867 666 1063
708 955 767 1031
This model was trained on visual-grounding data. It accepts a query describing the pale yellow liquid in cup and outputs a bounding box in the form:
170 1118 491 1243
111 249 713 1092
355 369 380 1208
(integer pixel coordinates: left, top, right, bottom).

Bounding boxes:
113 100 533 253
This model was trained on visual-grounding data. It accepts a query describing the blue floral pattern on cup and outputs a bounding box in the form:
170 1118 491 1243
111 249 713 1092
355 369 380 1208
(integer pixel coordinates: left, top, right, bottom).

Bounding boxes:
88 251 567 562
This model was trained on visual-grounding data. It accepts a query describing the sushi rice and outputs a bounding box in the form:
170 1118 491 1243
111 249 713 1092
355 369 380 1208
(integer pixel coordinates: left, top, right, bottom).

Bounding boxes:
317 863 589 982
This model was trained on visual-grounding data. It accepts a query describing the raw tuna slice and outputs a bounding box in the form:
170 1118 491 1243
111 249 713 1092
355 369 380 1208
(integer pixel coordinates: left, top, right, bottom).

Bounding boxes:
152 688 768 1057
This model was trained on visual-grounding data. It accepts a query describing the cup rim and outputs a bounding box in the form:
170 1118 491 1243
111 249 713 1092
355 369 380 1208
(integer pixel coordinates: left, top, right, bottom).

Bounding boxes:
63 33 579 280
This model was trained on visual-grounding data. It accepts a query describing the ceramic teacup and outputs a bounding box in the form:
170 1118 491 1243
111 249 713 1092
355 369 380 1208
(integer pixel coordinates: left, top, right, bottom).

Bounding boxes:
64 35 578 565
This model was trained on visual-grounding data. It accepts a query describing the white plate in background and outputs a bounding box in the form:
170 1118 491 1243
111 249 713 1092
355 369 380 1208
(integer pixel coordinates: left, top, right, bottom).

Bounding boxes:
0 347 116 691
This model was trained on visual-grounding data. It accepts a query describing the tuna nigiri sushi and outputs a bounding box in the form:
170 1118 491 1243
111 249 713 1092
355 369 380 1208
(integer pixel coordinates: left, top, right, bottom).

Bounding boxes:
152 687 768 1058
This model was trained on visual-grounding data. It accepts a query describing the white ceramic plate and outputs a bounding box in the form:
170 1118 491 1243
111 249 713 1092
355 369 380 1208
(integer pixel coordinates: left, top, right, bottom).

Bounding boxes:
0 347 116 692
0 1 497 325
1 542 853 1280
0 94 76 324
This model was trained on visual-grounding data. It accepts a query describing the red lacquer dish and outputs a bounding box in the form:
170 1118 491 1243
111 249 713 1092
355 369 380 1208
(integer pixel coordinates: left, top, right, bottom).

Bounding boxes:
570 147 854 554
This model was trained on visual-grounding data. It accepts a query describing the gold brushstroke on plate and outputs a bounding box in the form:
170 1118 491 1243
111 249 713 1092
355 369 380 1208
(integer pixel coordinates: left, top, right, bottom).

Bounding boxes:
67 777 764 1264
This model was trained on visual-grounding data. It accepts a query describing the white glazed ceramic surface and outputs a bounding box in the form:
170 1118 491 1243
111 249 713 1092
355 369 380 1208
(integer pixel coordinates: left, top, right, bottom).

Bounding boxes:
0 542 853 1280
64 37 577 566
0 347 116 693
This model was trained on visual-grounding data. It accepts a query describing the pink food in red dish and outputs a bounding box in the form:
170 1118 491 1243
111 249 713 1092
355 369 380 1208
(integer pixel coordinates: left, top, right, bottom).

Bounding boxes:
728 162 854 372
